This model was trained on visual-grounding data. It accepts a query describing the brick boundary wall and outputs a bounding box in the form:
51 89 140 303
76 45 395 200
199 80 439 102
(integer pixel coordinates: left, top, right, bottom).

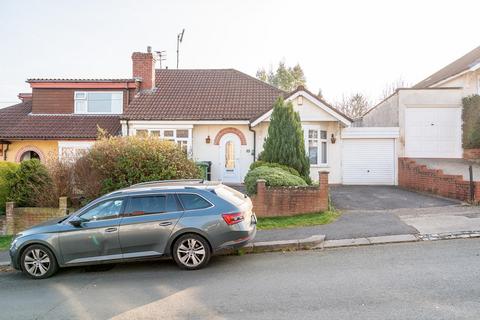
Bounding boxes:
398 158 480 203
251 172 329 217
5 197 69 235
463 148 480 160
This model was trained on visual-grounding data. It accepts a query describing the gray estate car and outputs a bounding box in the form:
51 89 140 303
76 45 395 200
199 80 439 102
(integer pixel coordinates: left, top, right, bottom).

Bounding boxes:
10 180 257 279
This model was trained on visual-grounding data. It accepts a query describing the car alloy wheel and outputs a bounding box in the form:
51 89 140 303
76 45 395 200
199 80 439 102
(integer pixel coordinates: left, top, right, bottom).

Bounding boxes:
173 234 211 270
21 245 58 279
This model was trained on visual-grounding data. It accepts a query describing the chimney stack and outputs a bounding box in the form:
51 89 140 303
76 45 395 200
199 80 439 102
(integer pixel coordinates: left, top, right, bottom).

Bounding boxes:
132 46 157 90
18 93 33 102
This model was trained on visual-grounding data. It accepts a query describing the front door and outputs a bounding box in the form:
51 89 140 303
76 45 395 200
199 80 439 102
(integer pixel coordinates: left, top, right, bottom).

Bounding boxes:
220 133 241 183
59 198 125 265
119 194 183 258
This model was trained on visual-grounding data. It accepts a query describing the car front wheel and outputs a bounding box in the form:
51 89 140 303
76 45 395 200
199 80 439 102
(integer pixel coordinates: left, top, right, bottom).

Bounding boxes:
172 234 211 270
21 245 58 279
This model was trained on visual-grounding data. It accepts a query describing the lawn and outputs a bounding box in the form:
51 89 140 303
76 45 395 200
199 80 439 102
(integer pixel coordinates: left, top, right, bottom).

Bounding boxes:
256 210 340 230
0 235 13 251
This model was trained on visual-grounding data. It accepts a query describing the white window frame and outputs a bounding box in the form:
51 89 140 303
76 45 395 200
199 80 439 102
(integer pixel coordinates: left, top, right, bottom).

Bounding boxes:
304 125 328 167
74 91 123 114
58 141 94 162
132 127 193 157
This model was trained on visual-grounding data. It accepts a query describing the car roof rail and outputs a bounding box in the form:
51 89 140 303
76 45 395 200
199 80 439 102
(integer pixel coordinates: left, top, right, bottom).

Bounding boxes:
130 179 205 187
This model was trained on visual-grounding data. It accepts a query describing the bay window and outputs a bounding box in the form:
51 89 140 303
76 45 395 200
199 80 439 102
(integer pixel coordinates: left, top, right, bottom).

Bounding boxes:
134 128 192 155
75 91 123 114
306 128 327 165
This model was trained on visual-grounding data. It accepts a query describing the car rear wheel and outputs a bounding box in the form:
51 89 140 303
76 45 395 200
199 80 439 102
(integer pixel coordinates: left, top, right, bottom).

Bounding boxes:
173 234 211 270
21 245 58 279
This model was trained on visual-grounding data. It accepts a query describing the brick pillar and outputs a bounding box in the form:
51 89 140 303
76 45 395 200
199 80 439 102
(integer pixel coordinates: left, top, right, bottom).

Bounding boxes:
5 201 16 235
59 197 69 215
318 171 329 211
255 179 266 216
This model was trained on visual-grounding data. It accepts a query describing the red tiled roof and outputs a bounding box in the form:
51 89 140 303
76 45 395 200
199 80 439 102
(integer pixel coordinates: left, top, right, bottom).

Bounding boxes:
0 101 121 140
123 69 284 121
27 78 136 83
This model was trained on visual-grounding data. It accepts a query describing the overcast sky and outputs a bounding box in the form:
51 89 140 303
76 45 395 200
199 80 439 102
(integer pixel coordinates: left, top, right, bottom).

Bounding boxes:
1 0 479 108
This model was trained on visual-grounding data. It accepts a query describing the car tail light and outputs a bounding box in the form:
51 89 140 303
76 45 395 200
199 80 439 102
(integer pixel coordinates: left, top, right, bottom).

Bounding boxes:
222 212 244 225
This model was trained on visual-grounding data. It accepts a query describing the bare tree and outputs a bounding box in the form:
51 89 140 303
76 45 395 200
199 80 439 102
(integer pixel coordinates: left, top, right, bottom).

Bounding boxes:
334 93 371 119
381 77 409 100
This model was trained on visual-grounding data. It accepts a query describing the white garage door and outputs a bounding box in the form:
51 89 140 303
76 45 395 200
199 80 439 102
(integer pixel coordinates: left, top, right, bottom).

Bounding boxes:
342 139 395 185
405 107 462 158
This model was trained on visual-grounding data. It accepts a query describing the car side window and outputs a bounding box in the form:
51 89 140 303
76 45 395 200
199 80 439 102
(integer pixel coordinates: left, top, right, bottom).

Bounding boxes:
178 194 212 210
80 199 123 221
125 194 179 216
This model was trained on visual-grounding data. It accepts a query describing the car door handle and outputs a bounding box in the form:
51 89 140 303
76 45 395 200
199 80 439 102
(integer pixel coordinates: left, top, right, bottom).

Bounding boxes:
159 222 173 227
105 227 118 233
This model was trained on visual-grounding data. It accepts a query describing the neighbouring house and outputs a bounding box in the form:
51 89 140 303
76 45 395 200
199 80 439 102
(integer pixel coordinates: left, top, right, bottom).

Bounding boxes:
362 45 480 159
359 45 480 201
1 47 403 185
0 79 137 163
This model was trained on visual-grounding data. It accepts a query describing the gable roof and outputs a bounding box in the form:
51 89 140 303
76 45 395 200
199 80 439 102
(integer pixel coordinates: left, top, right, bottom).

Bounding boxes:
0 101 121 140
250 86 352 127
285 86 353 122
123 69 284 121
413 45 480 88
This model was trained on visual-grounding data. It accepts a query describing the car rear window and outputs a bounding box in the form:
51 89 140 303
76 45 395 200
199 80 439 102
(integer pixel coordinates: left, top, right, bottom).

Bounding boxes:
126 194 178 215
178 194 212 210
212 186 246 206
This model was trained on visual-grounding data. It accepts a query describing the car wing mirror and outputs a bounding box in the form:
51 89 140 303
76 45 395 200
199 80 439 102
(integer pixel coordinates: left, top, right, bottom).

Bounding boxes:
69 217 85 227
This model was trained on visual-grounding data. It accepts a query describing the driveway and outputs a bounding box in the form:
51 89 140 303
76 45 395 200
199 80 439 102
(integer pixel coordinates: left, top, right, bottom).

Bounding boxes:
330 185 458 211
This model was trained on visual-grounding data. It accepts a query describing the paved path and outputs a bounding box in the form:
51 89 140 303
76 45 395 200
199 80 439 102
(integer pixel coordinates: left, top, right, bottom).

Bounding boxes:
413 158 480 181
1 239 479 319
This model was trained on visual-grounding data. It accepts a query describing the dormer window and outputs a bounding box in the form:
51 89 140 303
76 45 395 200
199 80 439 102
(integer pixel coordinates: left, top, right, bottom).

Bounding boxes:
74 91 123 114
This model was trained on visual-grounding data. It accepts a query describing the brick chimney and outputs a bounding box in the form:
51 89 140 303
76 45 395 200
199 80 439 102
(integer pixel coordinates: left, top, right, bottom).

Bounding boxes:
18 93 33 102
132 46 157 90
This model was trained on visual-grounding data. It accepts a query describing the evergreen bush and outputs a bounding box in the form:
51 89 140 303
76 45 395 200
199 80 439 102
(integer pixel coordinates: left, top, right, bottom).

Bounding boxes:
259 97 310 183
244 166 307 195
462 95 480 149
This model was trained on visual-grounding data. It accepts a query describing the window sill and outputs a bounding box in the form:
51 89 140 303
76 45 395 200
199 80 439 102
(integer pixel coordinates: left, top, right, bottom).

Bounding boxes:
310 164 329 168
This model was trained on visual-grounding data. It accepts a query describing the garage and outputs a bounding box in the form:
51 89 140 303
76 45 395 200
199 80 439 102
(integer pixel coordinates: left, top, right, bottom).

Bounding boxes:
405 107 462 158
341 128 399 185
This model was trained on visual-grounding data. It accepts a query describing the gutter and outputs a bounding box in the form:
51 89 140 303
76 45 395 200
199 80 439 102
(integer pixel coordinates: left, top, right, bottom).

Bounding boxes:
248 123 256 162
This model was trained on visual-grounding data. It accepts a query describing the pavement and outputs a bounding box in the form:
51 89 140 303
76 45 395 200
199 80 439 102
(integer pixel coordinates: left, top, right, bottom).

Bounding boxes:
0 239 479 319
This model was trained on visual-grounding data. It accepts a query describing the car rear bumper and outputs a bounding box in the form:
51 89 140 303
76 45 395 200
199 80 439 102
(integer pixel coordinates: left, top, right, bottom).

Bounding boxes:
217 215 257 250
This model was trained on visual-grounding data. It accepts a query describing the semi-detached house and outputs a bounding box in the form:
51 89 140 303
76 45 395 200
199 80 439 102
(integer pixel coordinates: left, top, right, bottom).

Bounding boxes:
1 47 403 185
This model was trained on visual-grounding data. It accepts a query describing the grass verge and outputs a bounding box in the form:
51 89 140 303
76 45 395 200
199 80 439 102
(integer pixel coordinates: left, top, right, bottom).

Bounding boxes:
257 210 340 230
0 235 13 251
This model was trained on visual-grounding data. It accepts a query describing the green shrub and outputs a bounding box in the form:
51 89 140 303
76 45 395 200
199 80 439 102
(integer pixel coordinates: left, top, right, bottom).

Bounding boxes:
7 160 52 207
249 160 301 177
75 136 201 202
0 162 19 214
259 97 311 182
462 95 480 149
244 166 307 195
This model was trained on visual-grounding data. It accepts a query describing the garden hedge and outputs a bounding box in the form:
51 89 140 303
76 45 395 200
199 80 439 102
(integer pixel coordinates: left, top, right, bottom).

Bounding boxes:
462 95 480 149
244 166 307 195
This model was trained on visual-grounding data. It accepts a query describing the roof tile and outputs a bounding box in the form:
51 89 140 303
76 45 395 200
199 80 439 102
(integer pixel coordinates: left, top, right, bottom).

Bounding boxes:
124 69 284 121
0 101 121 140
